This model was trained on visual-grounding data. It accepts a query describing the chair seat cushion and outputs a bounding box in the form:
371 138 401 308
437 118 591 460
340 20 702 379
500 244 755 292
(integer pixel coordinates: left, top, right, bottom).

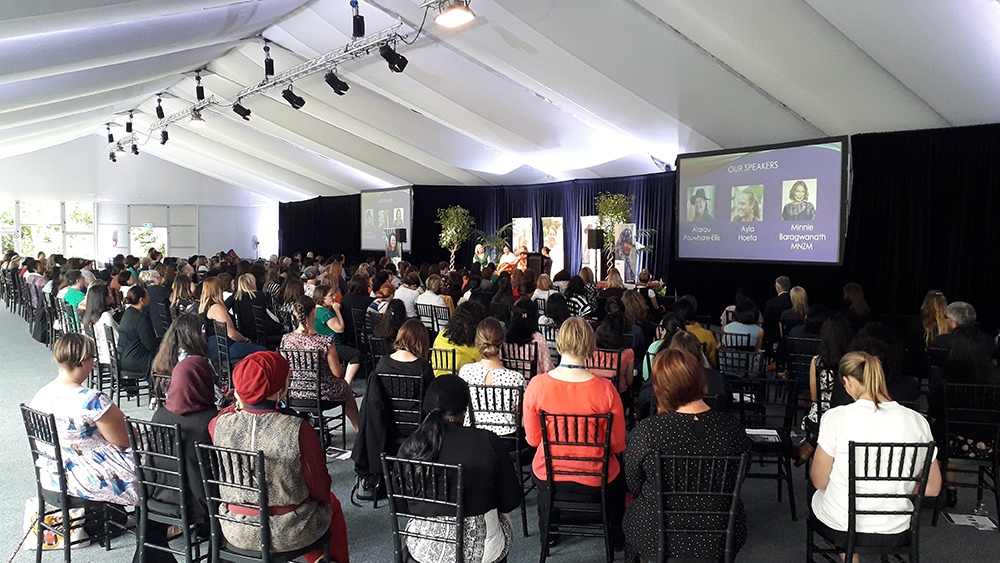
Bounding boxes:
809 514 911 548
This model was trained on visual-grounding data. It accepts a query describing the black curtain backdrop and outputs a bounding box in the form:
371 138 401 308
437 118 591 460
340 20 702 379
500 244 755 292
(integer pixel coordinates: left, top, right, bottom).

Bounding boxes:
279 123 1000 328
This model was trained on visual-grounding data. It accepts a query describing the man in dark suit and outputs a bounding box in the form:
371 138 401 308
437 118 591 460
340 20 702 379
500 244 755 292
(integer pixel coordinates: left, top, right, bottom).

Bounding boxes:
762 275 792 354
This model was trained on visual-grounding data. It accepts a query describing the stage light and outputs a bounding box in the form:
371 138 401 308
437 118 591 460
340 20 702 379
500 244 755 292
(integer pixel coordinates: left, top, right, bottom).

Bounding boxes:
160 130 169 145
195 71 205 101
353 14 365 38
264 44 274 77
380 44 408 73
156 96 165 120
109 152 117 163
131 144 139 156
232 102 252 121
324 72 349 95
281 86 306 109
126 111 133 133
189 108 206 128
434 0 474 28
106 125 114 144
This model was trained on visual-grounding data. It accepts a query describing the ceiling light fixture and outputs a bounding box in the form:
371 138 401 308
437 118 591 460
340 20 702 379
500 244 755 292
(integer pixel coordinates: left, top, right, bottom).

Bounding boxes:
324 71 350 95
380 44 408 73
264 43 274 77
232 102 252 121
109 152 117 163
131 144 139 156
106 125 114 144
160 130 169 145
281 86 306 109
156 96 165 120
189 108 206 128
430 0 475 28
195 71 205 101
126 111 133 133
351 0 365 38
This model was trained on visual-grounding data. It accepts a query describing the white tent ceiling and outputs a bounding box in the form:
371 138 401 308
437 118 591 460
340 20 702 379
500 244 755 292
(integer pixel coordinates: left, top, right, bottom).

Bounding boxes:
2 0 999 202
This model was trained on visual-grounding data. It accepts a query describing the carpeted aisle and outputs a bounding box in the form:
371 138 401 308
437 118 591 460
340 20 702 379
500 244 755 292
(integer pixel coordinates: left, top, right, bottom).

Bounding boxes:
1 307 996 562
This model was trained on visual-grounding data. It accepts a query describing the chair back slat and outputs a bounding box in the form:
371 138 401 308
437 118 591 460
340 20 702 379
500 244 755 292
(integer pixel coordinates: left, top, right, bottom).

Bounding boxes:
500 341 539 381
212 320 232 387
943 383 1000 456
416 303 450 334
430 348 457 375
378 372 427 443
785 336 821 384
382 454 466 563
467 383 525 438
717 349 765 379
539 411 613 481
729 377 799 434
196 444 274 557
369 337 395 369
720 332 750 349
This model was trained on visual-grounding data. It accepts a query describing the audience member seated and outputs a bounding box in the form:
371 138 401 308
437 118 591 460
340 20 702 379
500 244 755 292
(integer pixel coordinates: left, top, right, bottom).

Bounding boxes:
119 286 161 391
312 285 346 339
523 317 627 549
283 296 361 430
491 276 516 307
60 269 87 310
579 266 600 313
620 292 652 362
279 278 305 315
902 290 948 377
396 375 522 563
841 282 876 325
624 348 750 561
80 282 118 366
668 331 731 412
201 277 265 365
723 299 765 351
374 299 407 340
590 311 635 394
210 352 349 563
779 286 809 335
460 318 527 436
644 313 686 364
368 282 395 314
720 285 761 327
564 275 594 318
930 301 996 357
634 269 661 318
433 302 485 376
540 293 571 328
849 323 919 405
532 274 558 302
352 319 435 502
551 269 570 290
141 269 172 332
505 298 555 375
29 334 139 507
788 304 831 339
810 352 941 543
170 273 198 318
674 298 719 369
394 272 421 318
763 275 793 351
415 273 448 312
597 268 626 317
340 274 375 347
227 273 283 344
802 315 853 436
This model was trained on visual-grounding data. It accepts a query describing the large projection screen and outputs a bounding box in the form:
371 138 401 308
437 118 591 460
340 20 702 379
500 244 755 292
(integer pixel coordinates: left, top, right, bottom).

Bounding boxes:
361 188 412 252
675 136 850 264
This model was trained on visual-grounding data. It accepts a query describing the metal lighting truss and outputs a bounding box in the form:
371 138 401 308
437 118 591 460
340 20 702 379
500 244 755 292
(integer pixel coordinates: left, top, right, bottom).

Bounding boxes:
108 24 405 151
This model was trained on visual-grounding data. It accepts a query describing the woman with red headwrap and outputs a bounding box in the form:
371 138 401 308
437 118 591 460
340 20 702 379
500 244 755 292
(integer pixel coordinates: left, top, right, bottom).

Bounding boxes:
210 352 350 562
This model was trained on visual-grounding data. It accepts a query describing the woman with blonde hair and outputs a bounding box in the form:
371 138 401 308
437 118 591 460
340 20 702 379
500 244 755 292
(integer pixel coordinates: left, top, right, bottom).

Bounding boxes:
229 272 283 344
170 273 197 317
920 290 949 345
780 286 809 335
201 277 265 364
531 274 557 302
810 352 940 539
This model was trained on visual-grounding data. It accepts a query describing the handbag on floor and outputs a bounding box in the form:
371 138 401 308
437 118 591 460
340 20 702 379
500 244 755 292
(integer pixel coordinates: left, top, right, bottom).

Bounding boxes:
22 498 89 550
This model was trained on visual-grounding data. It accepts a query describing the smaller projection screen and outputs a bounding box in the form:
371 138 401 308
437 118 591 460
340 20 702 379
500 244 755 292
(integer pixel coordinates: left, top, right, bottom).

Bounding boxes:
361 188 412 252
675 136 850 264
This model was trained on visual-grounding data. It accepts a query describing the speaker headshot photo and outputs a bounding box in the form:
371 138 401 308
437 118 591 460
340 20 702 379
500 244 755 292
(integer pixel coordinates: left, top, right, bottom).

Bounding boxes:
687 186 714 221
781 179 817 221
393 207 405 227
731 185 763 222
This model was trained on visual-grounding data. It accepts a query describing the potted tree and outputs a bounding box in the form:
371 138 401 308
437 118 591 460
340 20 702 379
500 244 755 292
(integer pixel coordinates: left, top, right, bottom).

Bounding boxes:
436 205 475 271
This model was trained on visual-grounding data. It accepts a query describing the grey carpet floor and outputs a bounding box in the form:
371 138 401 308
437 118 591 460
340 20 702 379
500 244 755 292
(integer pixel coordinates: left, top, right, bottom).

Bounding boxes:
1 307 997 562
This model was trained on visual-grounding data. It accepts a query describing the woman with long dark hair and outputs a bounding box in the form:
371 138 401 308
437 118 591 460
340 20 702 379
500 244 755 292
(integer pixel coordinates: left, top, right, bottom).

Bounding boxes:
81 282 118 364
490 276 515 307
505 298 555 374
397 375 521 563
592 311 635 393
540 293 571 328
432 301 485 376
374 299 407 340
564 275 594 317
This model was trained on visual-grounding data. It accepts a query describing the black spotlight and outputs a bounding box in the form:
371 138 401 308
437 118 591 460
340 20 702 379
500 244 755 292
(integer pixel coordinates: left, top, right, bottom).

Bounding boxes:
156 97 165 120
281 87 306 110
126 112 133 133
106 126 114 144
131 144 139 156
324 72 349 96
380 44 408 73
160 130 169 145
264 44 274 77
353 14 365 38
195 72 205 101
232 102 252 121
109 152 117 163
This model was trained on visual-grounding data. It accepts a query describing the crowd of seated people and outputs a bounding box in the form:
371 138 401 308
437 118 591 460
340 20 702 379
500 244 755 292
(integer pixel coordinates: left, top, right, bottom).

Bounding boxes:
8 247 999 563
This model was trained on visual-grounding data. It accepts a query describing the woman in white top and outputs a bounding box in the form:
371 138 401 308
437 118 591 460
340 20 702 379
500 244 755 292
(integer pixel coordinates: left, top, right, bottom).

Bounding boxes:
811 352 941 537
530 274 558 302
459 318 525 437
80 281 119 365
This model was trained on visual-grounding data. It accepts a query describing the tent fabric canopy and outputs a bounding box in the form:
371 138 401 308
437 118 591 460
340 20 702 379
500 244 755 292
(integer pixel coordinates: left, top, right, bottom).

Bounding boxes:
3 1 1000 203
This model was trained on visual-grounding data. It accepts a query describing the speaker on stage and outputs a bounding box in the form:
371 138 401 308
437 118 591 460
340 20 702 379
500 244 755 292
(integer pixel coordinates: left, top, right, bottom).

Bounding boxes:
396 228 407 243
587 229 604 250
